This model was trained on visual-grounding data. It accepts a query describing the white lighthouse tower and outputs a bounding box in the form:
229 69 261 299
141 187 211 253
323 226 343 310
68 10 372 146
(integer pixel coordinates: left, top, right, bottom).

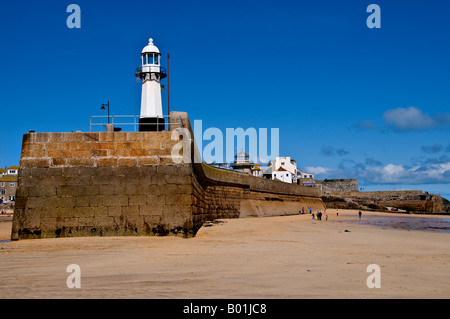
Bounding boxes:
136 38 167 131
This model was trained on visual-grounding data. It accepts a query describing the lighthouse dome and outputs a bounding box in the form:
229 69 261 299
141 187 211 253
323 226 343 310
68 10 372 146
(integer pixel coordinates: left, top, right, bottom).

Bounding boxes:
142 38 160 54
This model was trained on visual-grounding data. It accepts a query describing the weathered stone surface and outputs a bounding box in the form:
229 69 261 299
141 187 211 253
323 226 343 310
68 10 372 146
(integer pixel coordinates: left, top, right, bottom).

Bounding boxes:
12 113 329 241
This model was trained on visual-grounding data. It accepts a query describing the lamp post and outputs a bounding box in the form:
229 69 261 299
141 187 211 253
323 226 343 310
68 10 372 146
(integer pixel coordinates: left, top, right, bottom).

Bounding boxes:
100 101 110 124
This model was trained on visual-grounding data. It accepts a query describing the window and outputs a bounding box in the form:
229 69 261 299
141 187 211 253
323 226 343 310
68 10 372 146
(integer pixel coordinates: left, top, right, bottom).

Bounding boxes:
147 54 154 64
0 182 4 187
281 162 285 166
10 183 15 187
0 189 5 194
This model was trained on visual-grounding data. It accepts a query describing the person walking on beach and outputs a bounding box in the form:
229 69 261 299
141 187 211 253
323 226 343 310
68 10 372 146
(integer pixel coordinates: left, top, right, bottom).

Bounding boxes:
312 213 315 220
358 210 362 219
302 207 305 214
309 207 312 214
336 209 339 217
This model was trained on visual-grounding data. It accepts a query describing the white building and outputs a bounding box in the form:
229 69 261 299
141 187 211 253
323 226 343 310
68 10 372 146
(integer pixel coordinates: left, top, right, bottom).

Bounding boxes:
298 171 314 179
265 156 315 184
270 157 298 183
272 167 293 183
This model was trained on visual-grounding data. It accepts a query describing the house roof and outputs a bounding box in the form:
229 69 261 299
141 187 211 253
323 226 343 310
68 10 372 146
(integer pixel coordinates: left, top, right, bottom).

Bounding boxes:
0 168 5 173
0 175 18 182
7 165 19 170
275 167 288 172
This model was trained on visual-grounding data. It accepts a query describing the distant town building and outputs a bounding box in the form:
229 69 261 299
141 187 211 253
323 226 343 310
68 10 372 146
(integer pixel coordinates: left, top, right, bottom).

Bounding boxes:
206 155 315 186
232 151 253 175
272 167 294 183
0 166 19 202
252 164 262 177
260 156 316 185
271 157 298 183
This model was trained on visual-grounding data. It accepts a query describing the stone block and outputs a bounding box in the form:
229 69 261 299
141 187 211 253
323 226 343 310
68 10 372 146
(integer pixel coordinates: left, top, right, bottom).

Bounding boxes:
137 157 158 166
73 206 95 218
85 185 100 196
96 158 117 167
128 194 147 206
146 194 165 207
26 197 47 209
99 185 115 195
142 184 160 195
27 186 57 197
93 206 108 217
91 149 109 157
70 149 92 158
92 142 115 150
139 204 163 217
120 205 140 216
75 196 91 207
106 206 122 217
20 158 51 168
67 158 95 167
107 194 129 207
161 204 193 228
159 184 178 195
165 194 192 205
56 196 76 208
129 149 148 157
150 174 166 185
51 158 67 166
57 185 85 197
165 174 192 185
177 185 193 194
65 176 92 186
118 157 137 167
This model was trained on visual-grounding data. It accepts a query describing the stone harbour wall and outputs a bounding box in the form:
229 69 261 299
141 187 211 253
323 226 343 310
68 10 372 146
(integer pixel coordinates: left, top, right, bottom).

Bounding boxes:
324 190 446 214
12 112 325 240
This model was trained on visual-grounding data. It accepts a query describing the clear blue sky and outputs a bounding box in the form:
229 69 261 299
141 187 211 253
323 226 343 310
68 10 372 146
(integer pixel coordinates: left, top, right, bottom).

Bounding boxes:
1 0 449 198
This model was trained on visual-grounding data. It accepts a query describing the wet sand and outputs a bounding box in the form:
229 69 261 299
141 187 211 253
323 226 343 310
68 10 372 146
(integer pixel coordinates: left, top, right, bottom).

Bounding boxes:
0 209 449 299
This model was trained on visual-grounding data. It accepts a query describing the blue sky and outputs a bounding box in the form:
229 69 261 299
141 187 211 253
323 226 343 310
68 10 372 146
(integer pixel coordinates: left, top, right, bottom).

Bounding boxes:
1 0 449 198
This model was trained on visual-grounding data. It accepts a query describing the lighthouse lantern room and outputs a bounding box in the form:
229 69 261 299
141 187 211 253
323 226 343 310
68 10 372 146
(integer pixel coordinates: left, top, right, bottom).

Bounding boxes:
136 38 167 131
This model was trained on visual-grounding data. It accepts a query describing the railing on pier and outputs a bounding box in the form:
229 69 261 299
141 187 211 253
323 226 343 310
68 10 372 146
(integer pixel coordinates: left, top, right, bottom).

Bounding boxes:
89 115 181 132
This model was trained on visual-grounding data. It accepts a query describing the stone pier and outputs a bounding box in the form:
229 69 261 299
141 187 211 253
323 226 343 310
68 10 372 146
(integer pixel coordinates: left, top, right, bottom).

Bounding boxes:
12 112 324 240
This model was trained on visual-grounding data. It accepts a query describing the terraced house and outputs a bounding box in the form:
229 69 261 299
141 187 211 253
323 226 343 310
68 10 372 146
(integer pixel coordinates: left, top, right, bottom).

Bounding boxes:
0 165 19 203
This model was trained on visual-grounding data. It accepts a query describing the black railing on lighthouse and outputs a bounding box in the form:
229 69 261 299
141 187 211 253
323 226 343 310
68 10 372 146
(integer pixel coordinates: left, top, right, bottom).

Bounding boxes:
135 66 167 79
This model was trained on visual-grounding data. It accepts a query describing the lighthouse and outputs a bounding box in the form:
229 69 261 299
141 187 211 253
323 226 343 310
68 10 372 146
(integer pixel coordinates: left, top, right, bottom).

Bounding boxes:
136 38 167 131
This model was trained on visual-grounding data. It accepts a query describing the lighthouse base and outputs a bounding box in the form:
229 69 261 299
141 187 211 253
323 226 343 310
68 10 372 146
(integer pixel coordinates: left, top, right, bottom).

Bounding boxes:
138 117 166 132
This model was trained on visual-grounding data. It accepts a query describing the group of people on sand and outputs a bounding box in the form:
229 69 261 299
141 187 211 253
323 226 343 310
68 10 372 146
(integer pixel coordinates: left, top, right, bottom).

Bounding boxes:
300 207 363 221
312 210 328 221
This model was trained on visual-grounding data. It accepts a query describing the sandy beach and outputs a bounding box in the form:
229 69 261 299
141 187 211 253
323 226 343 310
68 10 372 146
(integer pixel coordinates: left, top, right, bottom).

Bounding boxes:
0 209 449 299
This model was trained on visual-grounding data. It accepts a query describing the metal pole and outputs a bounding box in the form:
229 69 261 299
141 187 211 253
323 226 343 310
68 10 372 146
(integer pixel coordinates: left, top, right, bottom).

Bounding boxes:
167 53 170 116
107 101 110 124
